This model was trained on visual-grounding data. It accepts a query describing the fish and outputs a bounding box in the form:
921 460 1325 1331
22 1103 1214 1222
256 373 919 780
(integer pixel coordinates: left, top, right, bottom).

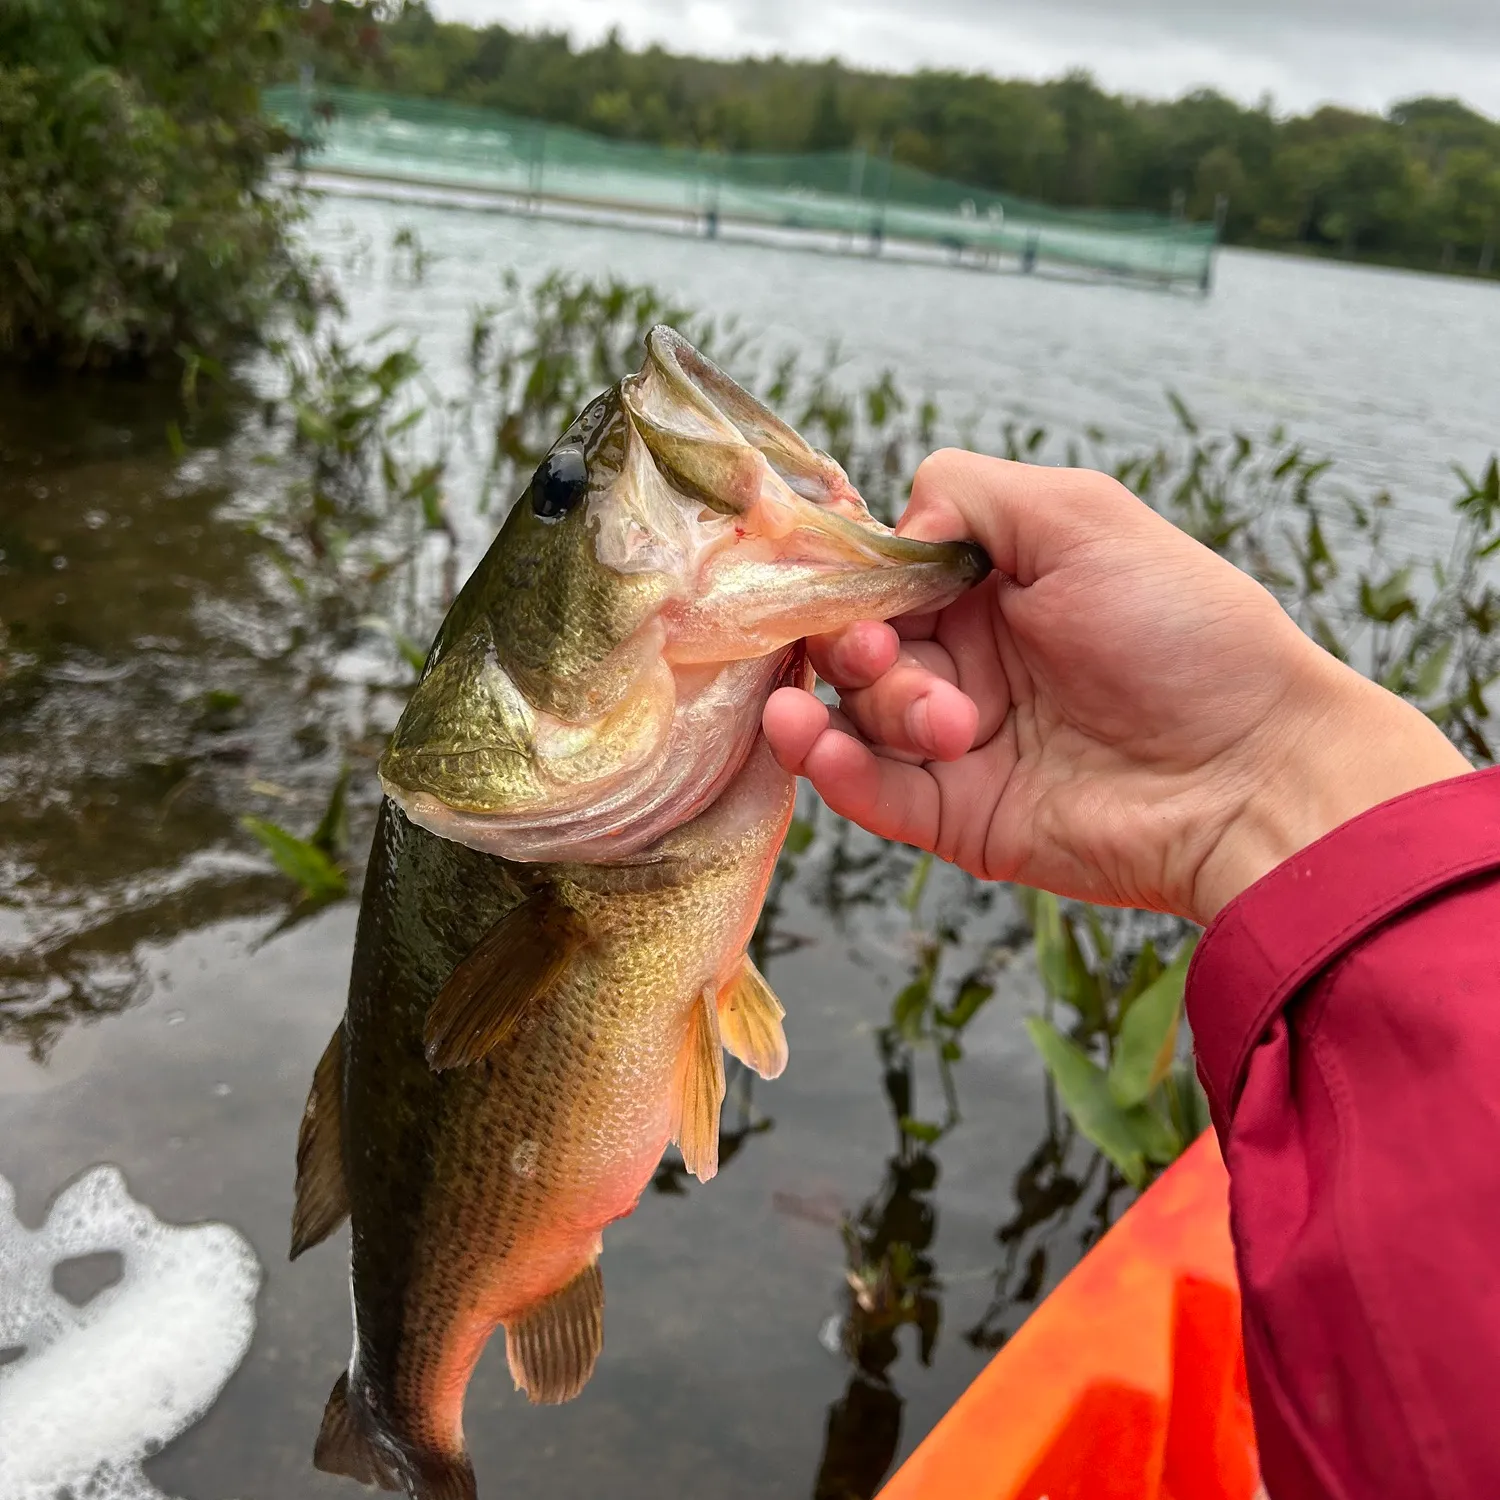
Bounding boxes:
290 326 989 1500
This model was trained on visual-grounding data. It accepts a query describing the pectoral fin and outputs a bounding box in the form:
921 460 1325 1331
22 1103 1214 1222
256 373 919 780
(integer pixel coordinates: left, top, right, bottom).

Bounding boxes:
670 987 726 1182
291 1023 349 1260
505 1258 605 1405
425 890 587 1071
717 957 789 1081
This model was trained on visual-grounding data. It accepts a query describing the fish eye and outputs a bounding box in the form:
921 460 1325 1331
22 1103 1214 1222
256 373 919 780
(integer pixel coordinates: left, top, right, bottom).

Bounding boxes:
531 448 589 521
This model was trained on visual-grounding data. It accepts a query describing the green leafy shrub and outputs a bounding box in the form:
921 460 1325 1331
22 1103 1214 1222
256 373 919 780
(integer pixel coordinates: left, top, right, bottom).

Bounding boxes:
0 0 309 366
295 6 1500 274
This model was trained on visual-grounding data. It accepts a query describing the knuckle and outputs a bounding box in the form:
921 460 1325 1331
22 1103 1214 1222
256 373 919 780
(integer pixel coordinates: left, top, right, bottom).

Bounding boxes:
911 446 966 492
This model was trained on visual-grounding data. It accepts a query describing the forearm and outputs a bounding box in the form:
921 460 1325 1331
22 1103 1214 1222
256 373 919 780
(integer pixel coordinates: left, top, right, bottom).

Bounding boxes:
1188 768 1500 1499
1189 652 1470 925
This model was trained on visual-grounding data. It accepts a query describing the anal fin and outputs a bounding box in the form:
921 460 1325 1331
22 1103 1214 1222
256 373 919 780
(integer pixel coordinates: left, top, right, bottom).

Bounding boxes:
425 889 587 1071
670 987 727 1182
505 1259 605 1405
718 956 789 1081
291 1022 350 1260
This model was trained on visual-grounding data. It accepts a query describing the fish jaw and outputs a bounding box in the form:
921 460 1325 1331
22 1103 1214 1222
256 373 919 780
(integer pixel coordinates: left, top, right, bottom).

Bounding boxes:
383 651 789 864
661 527 989 666
376 326 989 860
624 326 991 662
377 478 983 862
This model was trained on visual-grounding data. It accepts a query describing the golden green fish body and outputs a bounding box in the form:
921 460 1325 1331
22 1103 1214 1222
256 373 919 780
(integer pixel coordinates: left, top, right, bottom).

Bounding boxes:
320 736 792 1494
292 328 989 1500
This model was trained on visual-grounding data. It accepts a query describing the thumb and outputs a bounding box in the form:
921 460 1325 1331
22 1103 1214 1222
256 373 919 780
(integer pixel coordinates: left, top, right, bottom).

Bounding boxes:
899 450 1142 589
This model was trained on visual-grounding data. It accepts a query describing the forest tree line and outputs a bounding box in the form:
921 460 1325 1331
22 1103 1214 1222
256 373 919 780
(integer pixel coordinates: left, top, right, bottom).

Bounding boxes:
294 1 1500 275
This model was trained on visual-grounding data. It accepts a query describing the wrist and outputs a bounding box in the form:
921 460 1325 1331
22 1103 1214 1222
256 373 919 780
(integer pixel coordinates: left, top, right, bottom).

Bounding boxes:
1190 654 1472 925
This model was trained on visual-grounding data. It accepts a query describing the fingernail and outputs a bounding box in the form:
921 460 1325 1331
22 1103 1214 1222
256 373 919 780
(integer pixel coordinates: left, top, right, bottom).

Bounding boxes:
906 695 932 750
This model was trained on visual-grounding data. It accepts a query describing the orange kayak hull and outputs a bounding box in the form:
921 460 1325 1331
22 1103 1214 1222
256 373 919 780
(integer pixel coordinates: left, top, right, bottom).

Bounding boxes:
878 1132 1260 1500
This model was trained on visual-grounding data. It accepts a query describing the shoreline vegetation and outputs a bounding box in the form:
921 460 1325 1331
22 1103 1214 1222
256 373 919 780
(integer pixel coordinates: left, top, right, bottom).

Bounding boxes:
292 2 1500 283
7 0 1494 372
0 0 320 369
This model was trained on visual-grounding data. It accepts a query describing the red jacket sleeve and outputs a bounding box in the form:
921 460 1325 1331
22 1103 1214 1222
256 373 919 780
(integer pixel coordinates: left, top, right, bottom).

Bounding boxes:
1185 766 1500 1500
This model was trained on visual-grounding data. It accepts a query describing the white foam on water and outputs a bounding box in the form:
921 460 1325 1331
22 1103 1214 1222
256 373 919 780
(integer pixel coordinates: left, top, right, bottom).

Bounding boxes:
0 1166 261 1500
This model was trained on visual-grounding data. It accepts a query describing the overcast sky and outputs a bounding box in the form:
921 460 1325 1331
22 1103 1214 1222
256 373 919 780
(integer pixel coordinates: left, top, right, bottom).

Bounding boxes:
430 0 1500 118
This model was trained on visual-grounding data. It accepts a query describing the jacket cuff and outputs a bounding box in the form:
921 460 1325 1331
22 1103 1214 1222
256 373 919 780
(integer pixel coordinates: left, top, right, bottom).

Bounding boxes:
1185 765 1500 1136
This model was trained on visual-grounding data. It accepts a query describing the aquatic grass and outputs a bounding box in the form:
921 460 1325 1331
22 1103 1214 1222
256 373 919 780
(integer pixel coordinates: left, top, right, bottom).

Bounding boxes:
468 270 720 509
240 766 351 905
240 816 346 902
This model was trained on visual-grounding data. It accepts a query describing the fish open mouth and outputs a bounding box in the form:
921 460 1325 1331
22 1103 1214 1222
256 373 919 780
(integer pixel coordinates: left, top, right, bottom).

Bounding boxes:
621 327 989 665
378 328 988 863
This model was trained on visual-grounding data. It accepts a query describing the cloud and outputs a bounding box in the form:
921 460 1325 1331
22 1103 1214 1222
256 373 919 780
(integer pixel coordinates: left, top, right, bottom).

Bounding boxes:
428 0 1500 116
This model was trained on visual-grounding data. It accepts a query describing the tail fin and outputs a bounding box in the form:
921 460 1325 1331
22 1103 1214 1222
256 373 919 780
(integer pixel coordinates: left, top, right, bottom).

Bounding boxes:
313 1370 477 1500
314 1372 397 1490
408 1454 479 1500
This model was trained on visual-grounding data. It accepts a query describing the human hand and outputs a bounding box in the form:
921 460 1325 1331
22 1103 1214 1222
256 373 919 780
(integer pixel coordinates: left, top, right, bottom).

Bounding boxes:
763 451 1470 925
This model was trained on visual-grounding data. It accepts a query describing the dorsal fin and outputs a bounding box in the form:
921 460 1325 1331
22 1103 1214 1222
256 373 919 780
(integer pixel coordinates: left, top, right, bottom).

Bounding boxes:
670 988 726 1182
717 957 789 1081
291 1023 349 1260
505 1258 605 1405
424 889 587 1071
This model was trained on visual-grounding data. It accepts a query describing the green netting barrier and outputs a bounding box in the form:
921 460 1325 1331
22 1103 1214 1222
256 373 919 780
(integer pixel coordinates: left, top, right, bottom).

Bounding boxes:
263 84 1217 290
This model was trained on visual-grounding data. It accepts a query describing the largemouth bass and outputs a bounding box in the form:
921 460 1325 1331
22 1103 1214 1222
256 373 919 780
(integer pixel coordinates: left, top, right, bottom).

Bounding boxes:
291 328 988 1499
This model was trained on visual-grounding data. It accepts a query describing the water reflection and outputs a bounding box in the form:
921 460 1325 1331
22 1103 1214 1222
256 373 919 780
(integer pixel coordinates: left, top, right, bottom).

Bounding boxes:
0 367 392 1060
965 1122 1128 1354
779 830 1134 1499
812 1132 940 1500
803 1033 1130 1498
2 378 267 1052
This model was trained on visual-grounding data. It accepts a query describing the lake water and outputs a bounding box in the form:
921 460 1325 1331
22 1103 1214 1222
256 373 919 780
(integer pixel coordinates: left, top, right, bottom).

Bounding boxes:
312 185 1500 557
1 195 1496 1500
